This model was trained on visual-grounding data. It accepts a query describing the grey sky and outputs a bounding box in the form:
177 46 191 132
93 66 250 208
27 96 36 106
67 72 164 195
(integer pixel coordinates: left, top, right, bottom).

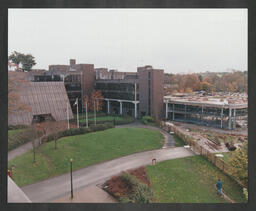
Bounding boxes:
8 9 247 74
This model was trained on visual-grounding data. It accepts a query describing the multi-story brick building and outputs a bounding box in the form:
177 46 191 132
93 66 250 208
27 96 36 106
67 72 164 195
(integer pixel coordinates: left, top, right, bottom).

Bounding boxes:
28 59 164 119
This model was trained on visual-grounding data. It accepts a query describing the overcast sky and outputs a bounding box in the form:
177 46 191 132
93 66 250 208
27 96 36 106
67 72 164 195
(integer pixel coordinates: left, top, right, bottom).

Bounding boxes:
8 9 247 74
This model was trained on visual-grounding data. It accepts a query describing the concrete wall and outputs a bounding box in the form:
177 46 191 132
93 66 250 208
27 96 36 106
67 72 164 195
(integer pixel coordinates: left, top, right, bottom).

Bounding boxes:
8 177 31 203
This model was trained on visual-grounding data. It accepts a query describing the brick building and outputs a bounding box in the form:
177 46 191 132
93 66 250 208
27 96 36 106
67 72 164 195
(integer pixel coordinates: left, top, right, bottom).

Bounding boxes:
27 59 164 119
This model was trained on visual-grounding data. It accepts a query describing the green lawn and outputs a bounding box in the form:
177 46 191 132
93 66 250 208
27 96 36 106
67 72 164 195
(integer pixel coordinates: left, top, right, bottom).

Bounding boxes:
173 134 185 147
146 156 246 203
8 129 24 138
9 128 164 187
80 115 125 123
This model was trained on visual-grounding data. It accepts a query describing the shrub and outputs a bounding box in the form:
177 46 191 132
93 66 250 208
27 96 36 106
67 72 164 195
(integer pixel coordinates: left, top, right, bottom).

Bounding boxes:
8 128 42 151
121 172 139 187
119 197 133 203
8 125 28 130
120 172 153 203
134 182 153 203
80 116 135 126
141 116 156 126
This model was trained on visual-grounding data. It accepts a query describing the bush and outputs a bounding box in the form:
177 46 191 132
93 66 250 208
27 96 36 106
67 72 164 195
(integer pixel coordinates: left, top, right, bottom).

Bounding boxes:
42 123 114 143
8 125 28 130
120 172 153 203
141 116 156 126
80 116 135 126
8 128 42 151
121 172 139 187
225 142 237 151
134 182 153 203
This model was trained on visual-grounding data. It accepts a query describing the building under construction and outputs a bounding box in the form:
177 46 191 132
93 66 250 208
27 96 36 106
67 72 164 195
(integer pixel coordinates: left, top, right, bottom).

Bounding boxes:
164 94 247 130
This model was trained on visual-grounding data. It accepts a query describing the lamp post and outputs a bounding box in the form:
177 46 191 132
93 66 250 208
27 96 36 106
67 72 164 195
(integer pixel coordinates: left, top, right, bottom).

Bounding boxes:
67 102 70 130
70 158 73 199
85 101 88 128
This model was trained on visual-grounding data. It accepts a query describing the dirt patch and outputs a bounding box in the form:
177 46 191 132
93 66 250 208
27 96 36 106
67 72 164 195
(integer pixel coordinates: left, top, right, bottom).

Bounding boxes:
128 167 150 186
103 166 150 200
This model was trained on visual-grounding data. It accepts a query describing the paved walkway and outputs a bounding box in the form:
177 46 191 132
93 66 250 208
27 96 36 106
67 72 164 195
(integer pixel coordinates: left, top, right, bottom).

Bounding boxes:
116 121 176 148
52 185 118 203
8 121 175 161
8 136 43 161
21 147 195 202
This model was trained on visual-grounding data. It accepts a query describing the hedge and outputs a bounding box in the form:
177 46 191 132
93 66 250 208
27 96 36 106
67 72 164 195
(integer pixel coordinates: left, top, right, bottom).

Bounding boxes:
42 122 114 143
8 128 42 151
70 112 107 123
79 116 135 127
8 125 29 130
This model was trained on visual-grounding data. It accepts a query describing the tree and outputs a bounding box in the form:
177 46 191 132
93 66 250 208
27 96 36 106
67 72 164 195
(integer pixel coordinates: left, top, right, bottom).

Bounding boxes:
201 81 214 92
8 72 31 114
185 87 193 93
198 74 203 82
9 51 36 72
228 141 248 187
83 90 104 112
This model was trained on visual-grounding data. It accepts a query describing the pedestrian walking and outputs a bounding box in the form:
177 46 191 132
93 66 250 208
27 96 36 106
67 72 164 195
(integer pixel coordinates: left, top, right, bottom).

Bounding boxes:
216 179 222 196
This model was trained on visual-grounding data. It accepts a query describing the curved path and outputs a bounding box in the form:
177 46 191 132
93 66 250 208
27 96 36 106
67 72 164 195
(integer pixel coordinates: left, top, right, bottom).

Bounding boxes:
21 147 195 202
8 121 175 161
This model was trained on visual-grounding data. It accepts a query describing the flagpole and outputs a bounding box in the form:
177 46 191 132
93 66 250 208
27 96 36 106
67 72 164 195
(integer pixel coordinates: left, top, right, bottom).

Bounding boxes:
67 102 70 130
94 100 96 126
86 101 88 128
76 98 79 128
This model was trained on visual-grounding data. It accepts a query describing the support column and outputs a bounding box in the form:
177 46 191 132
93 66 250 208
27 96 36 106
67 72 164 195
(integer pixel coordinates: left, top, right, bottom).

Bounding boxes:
228 108 232 130
107 100 110 114
172 104 175 120
120 101 123 115
134 103 137 118
165 103 168 119
220 107 223 129
233 108 236 129
134 83 137 119
201 106 204 122
185 104 187 119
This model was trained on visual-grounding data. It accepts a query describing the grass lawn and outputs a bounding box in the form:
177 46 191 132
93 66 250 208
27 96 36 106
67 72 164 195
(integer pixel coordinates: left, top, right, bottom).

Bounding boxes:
8 129 24 138
146 156 246 203
173 134 185 147
9 128 164 187
80 115 125 123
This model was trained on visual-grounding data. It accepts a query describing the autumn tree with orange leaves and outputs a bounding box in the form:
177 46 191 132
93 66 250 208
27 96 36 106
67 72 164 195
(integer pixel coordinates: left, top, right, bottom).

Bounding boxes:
83 90 104 112
8 72 31 114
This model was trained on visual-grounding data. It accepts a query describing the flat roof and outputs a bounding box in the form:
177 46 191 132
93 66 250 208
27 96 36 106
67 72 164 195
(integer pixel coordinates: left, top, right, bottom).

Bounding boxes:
164 95 247 109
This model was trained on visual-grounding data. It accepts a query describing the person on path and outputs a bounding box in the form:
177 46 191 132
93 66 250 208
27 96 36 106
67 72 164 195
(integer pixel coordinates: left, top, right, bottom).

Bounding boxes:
216 179 222 195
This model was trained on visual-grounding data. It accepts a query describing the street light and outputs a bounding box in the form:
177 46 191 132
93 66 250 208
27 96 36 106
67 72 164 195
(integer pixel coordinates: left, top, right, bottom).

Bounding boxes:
70 158 73 199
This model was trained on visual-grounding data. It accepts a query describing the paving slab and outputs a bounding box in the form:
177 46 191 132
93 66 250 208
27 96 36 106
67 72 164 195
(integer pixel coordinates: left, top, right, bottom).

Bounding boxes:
52 185 117 203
